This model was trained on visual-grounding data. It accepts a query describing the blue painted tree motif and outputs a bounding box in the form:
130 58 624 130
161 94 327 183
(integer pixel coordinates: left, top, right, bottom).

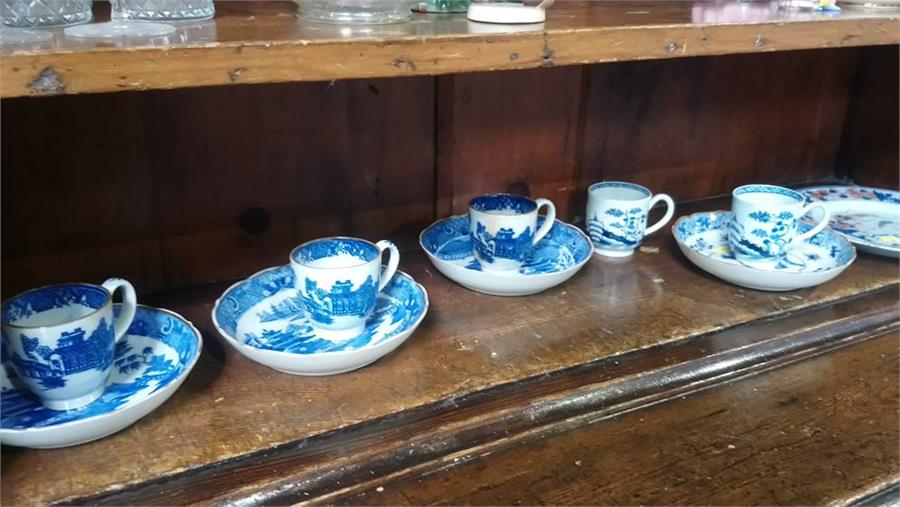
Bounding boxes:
749 211 771 223
732 210 797 258
587 207 647 247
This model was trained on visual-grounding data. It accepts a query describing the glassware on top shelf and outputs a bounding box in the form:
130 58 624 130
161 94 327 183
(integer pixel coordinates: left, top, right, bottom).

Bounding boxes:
296 0 414 24
1 0 92 27
112 0 215 21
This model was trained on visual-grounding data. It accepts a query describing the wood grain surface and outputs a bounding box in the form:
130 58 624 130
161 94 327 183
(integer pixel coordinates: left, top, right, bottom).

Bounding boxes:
345 330 900 506
2 203 897 505
4 48 887 297
840 45 900 189
577 50 859 206
1 77 435 295
0 1 897 97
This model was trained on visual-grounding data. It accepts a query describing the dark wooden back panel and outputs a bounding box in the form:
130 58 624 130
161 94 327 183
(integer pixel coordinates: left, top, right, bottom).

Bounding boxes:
839 45 899 189
2 47 894 297
2 78 435 295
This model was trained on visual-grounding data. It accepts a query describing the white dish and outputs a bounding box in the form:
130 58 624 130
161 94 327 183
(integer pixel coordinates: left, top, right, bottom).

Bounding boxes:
420 215 592 296
673 211 856 291
1 305 202 449
212 266 428 376
800 185 900 258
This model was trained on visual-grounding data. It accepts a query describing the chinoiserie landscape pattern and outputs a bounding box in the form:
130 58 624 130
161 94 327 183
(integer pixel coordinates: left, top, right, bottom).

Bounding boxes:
1 306 200 429
215 266 427 354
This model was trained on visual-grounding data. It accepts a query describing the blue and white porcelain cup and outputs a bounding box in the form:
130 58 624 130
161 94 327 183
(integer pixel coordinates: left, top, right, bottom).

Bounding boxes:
728 184 831 268
1 278 137 411
586 182 675 257
290 237 399 341
469 193 556 272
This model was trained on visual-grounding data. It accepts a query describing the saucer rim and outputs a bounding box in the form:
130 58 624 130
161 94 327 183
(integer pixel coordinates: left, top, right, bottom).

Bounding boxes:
671 210 857 276
418 214 593 278
210 266 429 359
799 184 900 255
0 304 203 434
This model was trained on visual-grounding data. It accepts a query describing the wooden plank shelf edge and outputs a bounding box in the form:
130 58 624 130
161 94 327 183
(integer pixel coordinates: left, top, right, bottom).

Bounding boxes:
68 285 899 506
1 2 898 97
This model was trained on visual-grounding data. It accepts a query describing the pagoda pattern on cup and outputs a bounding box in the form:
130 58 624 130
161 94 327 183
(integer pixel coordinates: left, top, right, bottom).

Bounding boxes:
290 237 399 341
472 222 533 264
1 279 137 411
10 321 114 390
301 276 376 325
2 305 201 449
468 194 556 272
587 207 648 249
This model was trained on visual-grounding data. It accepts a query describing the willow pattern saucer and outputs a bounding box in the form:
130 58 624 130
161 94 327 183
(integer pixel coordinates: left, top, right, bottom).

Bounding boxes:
212 266 428 376
1 305 201 449
419 215 592 296
800 185 900 258
673 211 856 291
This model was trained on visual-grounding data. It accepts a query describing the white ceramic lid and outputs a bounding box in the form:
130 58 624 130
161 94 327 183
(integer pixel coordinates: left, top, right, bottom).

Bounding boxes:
467 2 546 23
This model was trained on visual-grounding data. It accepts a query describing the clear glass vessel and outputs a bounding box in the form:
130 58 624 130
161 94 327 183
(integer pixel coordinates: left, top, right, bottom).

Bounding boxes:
112 0 215 21
296 0 414 24
1 0 92 27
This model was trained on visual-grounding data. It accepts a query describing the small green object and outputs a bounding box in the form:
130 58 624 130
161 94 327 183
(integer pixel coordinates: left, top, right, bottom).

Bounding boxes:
415 0 470 13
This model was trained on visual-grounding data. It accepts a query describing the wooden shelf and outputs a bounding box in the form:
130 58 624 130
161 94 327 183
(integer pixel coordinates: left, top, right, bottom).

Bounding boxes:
2 199 898 505
348 329 900 506
1 0 898 98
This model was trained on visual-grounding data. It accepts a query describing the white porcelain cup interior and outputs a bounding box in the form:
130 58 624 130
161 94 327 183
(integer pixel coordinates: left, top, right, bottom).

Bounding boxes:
468 193 556 272
290 237 399 341
586 181 675 257
728 184 831 266
1 278 137 411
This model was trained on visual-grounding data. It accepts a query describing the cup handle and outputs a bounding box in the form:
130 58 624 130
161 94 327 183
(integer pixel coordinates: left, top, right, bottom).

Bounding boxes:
532 198 556 245
792 203 831 245
643 194 675 236
375 240 400 292
101 278 137 344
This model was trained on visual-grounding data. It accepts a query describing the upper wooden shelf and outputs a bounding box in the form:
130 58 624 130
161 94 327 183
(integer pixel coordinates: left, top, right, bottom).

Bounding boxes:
1 0 898 97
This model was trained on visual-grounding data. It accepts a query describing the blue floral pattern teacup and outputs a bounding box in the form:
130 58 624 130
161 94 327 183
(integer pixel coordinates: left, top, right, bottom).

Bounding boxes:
1 279 137 411
469 194 556 272
728 184 831 268
290 237 399 342
587 182 675 257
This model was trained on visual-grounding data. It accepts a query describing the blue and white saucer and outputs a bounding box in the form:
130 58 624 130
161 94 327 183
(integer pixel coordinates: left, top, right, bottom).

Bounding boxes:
1 305 201 449
800 185 900 258
212 266 428 376
420 215 592 296
673 211 856 291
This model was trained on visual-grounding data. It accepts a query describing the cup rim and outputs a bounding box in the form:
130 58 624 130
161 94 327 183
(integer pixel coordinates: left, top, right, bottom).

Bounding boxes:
289 236 381 270
1 282 112 330
468 193 538 215
588 181 652 201
732 184 804 203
